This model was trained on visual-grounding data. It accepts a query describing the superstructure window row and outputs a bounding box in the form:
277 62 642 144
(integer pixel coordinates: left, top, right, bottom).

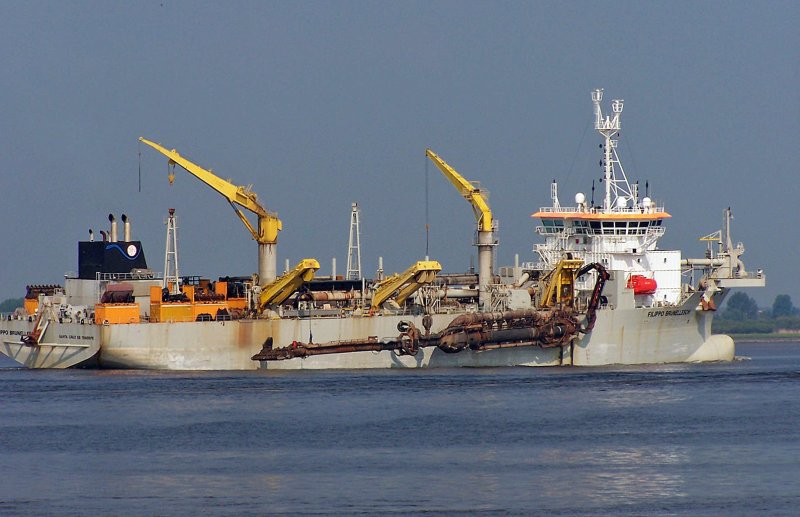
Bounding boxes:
538 219 663 236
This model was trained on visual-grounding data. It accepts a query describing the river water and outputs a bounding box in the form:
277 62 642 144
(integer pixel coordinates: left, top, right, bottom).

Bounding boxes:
1 342 798 516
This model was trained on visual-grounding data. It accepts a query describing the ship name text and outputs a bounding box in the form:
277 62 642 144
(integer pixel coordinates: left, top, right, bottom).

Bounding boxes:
58 334 95 341
647 309 691 318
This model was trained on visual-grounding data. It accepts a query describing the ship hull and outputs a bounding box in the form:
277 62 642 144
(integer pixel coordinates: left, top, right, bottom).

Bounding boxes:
259 297 731 369
0 320 100 368
570 302 733 366
0 291 731 370
0 301 728 370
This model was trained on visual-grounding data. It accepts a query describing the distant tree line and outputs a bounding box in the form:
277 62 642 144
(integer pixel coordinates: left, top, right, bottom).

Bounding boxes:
712 293 800 334
0 298 23 313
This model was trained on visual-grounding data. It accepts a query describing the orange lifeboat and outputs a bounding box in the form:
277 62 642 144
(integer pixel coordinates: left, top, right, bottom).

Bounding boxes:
628 274 657 295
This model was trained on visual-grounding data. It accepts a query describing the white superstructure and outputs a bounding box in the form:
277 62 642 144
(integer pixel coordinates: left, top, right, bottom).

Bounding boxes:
529 89 679 309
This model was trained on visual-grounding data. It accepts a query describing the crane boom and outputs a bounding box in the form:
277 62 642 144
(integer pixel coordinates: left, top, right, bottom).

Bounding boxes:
139 137 283 282
370 260 442 311
139 137 281 243
259 258 320 309
425 149 492 232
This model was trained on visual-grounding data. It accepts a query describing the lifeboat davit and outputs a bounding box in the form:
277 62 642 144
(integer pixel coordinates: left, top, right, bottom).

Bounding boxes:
628 274 657 295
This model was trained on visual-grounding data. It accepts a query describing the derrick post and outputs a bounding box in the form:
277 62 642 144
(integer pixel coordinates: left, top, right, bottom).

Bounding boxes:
477 229 494 310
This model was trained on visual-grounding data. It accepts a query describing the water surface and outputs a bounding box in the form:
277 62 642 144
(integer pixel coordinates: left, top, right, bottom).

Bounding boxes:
1 342 798 515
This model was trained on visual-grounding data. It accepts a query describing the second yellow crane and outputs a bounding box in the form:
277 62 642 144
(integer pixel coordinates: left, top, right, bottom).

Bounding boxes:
425 149 495 310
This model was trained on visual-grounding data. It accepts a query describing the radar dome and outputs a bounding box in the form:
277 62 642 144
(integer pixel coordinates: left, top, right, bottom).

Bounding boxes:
642 197 652 208
616 196 629 208
575 192 586 204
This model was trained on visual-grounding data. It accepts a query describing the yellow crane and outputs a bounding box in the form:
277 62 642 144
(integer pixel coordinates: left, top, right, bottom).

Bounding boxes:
537 258 585 308
370 260 442 312
139 137 282 283
425 149 495 309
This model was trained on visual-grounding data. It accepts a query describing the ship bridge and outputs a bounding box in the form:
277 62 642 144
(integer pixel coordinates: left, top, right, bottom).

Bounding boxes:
525 89 682 306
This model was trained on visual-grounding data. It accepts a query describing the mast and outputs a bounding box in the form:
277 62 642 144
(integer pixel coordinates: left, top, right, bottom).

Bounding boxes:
346 202 362 280
592 89 634 211
163 208 180 294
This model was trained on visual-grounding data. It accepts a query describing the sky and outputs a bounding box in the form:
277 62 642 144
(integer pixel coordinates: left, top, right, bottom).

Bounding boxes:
0 0 797 307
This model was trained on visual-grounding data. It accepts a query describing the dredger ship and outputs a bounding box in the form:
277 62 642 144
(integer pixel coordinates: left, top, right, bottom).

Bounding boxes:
1 90 765 370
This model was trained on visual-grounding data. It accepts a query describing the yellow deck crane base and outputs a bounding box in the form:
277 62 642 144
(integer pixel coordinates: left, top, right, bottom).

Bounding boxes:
371 260 442 311
538 259 585 308
259 258 320 309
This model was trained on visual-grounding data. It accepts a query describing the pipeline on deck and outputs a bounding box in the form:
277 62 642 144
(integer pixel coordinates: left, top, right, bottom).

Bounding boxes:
252 263 609 362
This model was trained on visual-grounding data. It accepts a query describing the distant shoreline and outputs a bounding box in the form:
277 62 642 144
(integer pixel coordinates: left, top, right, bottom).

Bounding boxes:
730 333 800 343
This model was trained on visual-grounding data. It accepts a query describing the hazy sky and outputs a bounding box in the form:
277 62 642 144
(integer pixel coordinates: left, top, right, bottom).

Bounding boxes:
1 1 796 306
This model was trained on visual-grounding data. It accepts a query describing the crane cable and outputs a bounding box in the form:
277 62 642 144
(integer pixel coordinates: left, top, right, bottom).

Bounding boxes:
424 156 430 258
565 115 592 184
137 140 142 193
